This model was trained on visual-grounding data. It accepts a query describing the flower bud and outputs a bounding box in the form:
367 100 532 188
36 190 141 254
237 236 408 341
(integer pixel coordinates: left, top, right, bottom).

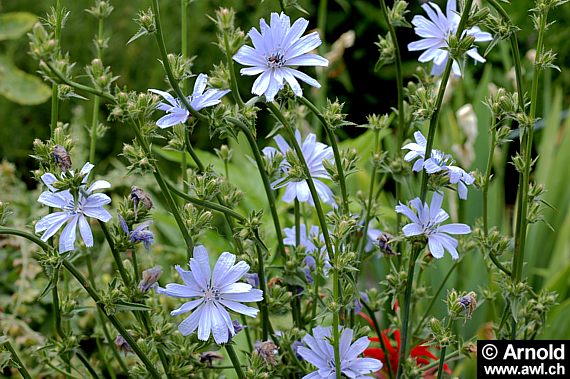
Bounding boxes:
139 266 162 292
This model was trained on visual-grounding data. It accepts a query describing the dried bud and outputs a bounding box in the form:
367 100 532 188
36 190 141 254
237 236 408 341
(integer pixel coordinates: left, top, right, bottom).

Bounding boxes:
139 266 162 292
458 291 478 321
130 186 153 220
52 145 72 172
199 351 224 367
232 319 244 334
255 340 279 366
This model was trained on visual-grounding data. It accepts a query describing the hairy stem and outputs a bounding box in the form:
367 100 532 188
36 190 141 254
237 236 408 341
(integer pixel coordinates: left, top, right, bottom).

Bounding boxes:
227 116 286 259
2 338 33 379
225 344 245 379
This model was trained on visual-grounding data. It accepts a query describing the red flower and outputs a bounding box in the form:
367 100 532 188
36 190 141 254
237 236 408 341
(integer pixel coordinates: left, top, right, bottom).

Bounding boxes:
360 312 450 378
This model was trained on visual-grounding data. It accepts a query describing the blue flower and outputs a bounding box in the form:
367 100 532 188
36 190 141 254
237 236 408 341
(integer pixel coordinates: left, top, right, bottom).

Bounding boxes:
297 326 383 378
119 215 154 251
35 163 112 253
265 130 335 206
283 224 332 283
407 0 492 76
157 245 263 344
233 12 328 101
402 131 475 199
395 192 471 260
149 73 230 128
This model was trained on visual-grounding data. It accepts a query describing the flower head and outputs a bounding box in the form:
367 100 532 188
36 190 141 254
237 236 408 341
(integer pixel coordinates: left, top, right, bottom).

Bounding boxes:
266 130 335 206
233 12 328 101
402 131 474 199
297 326 383 378
395 192 471 259
119 215 154 251
408 0 492 76
35 162 112 253
149 73 230 128
157 245 263 344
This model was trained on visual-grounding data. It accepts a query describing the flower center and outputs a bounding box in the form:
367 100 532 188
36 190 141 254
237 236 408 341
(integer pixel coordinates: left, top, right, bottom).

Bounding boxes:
266 51 285 68
203 286 220 302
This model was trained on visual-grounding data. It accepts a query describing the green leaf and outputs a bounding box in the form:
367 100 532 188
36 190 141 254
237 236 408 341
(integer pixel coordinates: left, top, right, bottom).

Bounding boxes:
0 55 51 105
0 12 37 41
115 300 151 312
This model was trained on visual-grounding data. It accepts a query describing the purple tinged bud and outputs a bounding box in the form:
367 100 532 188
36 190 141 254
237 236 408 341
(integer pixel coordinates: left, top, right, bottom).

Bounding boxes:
303 266 314 284
118 214 129 234
244 273 260 288
291 340 304 360
232 319 244 334
129 221 154 251
139 265 162 292
114 335 133 355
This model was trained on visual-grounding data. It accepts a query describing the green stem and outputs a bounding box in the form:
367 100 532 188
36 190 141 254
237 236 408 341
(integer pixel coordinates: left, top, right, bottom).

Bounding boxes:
396 245 421 379
76 350 98 379
315 0 328 136
62 260 161 378
422 349 461 372
436 318 454 379
151 0 207 122
2 338 33 379
413 261 458 337
99 220 131 286
132 248 140 283
225 344 245 379
378 0 405 229
181 0 189 193
227 117 286 259
86 253 128 374
419 0 474 201
513 9 548 284
50 0 62 138
89 17 105 163
45 61 114 101
51 267 65 339
0 228 160 378
166 180 246 221
255 243 270 340
363 302 393 379
298 96 349 214
292 199 302 328
240 315 254 352
223 30 244 107
358 129 380 257
266 102 340 376
482 122 496 236
130 121 195 257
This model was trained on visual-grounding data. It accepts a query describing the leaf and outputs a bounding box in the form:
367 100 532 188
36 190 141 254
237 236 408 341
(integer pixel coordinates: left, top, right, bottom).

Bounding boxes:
0 55 51 105
0 12 37 41
115 300 151 312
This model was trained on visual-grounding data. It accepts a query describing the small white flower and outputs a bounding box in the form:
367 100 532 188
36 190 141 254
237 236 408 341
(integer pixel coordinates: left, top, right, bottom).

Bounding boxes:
233 12 329 102
402 131 474 200
157 245 263 344
266 130 335 207
407 0 492 76
35 163 112 253
395 192 471 260
149 73 230 128
297 326 383 378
